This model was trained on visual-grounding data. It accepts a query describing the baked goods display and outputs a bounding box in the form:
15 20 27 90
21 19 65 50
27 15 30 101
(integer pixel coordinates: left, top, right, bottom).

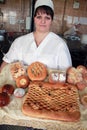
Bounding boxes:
0 92 10 107
2 62 87 122
66 65 87 90
27 62 47 81
15 75 30 88
22 82 81 122
10 62 26 80
14 88 25 98
2 84 14 95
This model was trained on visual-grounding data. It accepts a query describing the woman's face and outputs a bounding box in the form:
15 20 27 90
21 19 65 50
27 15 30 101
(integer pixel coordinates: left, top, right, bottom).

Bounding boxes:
34 12 53 33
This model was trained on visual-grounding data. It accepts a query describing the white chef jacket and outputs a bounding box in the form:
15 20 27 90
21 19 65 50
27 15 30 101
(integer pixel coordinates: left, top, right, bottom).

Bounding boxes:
3 32 72 70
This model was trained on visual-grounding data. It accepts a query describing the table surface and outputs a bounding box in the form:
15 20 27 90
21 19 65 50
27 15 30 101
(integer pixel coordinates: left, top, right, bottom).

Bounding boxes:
0 64 87 130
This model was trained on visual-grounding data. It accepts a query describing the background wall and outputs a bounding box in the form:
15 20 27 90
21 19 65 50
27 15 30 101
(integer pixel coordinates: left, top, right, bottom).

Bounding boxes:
0 0 30 32
0 0 87 34
52 0 87 34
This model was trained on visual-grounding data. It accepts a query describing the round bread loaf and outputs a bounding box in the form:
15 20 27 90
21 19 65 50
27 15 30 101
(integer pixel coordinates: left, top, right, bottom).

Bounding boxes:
0 92 10 107
27 62 47 81
66 67 83 85
16 75 30 88
2 84 14 95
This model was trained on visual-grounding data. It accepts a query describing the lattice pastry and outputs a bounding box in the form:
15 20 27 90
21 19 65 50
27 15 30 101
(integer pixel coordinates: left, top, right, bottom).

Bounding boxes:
27 62 47 81
22 82 81 122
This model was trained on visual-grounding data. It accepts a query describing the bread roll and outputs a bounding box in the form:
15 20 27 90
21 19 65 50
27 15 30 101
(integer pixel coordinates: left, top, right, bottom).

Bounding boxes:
0 92 10 107
16 75 30 88
2 84 14 95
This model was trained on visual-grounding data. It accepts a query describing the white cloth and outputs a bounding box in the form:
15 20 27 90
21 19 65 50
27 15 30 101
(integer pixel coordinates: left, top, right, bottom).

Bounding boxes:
3 32 72 70
35 0 54 11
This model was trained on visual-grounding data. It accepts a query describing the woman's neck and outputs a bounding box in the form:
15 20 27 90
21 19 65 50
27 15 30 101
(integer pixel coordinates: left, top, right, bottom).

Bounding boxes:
34 31 50 46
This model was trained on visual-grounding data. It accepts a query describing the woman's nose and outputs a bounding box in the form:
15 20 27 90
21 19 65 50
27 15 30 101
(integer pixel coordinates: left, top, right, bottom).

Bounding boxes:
41 18 46 23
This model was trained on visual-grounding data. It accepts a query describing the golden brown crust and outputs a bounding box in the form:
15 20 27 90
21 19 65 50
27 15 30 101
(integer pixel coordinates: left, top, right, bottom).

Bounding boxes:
66 67 83 85
27 62 47 81
22 82 80 122
77 65 87 74
16 75 30 88
66 65 87 90
22 104 80 122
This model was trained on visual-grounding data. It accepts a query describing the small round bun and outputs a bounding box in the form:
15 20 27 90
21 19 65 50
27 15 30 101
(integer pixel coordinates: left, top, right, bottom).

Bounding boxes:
16 75 30 88
2 84 14 95
77 65 87 74
27 62 47 81
0 92 10 107
76 81 86 90
81 94 87 107
14 88 25 98
66 67 83 85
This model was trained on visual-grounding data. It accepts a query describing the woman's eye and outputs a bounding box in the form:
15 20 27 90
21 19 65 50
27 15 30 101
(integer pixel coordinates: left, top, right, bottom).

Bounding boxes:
36 16 41 19
46 17 51 20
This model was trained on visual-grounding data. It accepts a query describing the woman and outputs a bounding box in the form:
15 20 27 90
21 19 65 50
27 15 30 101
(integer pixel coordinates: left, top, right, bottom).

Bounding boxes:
0 0 72 72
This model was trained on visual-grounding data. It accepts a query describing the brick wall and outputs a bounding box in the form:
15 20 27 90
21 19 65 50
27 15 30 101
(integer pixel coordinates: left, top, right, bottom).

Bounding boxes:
0 0 87 34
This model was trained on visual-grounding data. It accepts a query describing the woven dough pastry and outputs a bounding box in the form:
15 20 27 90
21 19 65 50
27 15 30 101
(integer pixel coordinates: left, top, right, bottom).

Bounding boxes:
27 62 47 81
22 82 81 122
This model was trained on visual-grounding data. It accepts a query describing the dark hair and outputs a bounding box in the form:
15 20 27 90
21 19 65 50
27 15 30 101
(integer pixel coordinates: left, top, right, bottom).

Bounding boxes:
34 5 54 20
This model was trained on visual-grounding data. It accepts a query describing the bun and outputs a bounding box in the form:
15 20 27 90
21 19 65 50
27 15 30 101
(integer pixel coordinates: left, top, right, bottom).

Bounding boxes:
76 81 87 90
77 65 87 74
16 75 30 88
67 65 87 90
81 94 87 107
66 67 83 85
10 62 26 80
22 82 80 122
2 84 14 95
27 62 47 81
0 92 10 107
14 88 25 98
